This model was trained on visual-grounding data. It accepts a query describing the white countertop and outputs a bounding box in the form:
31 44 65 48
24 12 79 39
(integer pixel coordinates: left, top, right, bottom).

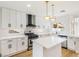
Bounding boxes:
68 35 79 38
59 33 79 38
33 35 67 49
0 33 26 40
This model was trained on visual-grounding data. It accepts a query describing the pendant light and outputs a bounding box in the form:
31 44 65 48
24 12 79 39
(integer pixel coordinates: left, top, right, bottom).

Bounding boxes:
44 1 50 20
51 4 63 28
50 4 55 21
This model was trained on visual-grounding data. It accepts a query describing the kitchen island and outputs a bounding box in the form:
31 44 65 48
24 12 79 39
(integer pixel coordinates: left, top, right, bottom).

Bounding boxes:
32 35 67 57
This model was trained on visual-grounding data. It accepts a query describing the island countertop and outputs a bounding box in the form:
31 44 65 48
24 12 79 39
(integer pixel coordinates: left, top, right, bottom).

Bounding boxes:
33 35 67 49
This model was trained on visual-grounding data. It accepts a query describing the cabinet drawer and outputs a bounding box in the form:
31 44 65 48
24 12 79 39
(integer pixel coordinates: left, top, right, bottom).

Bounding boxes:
1 39 14 44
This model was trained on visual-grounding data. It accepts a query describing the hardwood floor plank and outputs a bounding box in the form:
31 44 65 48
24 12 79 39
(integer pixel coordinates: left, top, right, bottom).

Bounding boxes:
12 48 79 57
62 48 78 57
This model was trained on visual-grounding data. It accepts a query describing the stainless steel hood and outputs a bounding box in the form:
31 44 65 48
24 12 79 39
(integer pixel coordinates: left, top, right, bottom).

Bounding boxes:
26 14 36 27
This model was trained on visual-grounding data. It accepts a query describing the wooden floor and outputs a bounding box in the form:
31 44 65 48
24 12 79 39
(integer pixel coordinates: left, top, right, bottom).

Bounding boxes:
62 48 78 57
12 48 79 57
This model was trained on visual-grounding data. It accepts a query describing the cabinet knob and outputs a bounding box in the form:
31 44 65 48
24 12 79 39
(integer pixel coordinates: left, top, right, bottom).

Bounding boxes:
8 24 11 27
20 24 23 28
22 41 25 45
74 41 76 45
8 44 12 49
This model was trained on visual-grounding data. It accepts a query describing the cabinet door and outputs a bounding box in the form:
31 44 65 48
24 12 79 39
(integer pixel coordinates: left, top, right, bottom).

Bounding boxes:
16 12 26 29
75 39 79 53
1 39 17 56
61 40 67 48
21 12 26 29
1 40 10 56
8 39 17 54
16 11 21 29
10 10 17 28
17 37 28 51
2 8 10 28
68 38 75 50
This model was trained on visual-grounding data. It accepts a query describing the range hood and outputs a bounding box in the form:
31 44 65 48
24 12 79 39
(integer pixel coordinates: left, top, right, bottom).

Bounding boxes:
26 14 36 27
26 24 36 27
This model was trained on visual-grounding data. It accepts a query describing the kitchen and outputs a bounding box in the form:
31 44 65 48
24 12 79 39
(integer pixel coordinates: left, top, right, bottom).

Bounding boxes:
0 1 79 57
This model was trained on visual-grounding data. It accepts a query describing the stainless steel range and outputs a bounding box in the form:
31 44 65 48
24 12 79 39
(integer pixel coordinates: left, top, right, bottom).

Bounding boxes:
24 27 39 51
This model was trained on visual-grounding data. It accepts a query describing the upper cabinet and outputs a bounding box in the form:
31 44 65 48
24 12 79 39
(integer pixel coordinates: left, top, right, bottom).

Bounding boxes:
9 9 17 29
2 8 10 28
16 12 26 29
16 11 21 29
21 12 26 29
0 7 27 29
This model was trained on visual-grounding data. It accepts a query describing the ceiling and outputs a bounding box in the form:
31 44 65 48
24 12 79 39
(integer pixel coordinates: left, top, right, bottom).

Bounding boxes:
0 1 79 17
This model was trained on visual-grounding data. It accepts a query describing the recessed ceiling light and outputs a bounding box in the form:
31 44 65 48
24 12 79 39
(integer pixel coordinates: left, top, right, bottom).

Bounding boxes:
27 4 31 8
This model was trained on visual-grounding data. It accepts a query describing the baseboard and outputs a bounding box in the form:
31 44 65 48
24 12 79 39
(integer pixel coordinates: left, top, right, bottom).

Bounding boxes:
7 49 28 57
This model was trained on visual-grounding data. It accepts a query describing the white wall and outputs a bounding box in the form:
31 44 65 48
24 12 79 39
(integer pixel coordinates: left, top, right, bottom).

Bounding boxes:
0 8 2 27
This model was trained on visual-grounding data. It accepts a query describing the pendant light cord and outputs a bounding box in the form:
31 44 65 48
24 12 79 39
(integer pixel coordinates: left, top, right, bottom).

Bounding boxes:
52 4 54 17
46 1 49 16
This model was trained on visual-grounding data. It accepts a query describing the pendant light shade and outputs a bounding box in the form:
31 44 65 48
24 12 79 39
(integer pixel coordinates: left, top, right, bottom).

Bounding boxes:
50 4 55 21
44 1 50 20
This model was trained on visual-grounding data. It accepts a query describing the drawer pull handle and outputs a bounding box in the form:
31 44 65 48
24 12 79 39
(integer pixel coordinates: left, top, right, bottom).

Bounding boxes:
20 24 23 28
8 24 11 27
74 42 76 45
8 44 12 49
22 42 25 45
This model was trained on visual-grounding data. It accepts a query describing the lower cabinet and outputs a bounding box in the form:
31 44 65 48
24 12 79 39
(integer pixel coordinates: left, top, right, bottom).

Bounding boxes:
75 39 79 53
68 37 79 53
67 37 75 51
1 39 17 56
0 37 28 57
17 37 28 51
1 40 11 56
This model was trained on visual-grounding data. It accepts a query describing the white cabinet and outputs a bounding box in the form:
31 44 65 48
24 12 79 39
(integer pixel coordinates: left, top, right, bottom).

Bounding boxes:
1 8 17 29
0 8 11 28
2 8 10 28
0 40 10 56
0 36 28 57
75 39 79 53
68 37 75 51
16 12 26 29
68 37 79 53
1 39 17 56
0 7 27 29
17 37 28 51
16 11 21 29
21 12 26 29
10 9 17 28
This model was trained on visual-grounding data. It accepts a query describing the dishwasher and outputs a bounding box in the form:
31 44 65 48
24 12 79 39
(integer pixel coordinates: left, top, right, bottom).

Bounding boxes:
58 35 68 49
